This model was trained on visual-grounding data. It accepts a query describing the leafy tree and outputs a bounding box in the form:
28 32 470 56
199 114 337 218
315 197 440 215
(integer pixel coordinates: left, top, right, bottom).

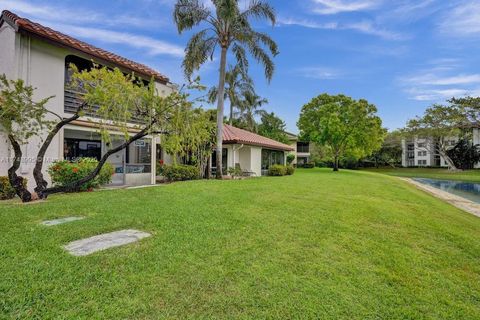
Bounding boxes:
0 75 54 202
236 91 268 132
162 108 216 178
298 94 384 171
368 130 403 168
174 0 278 178
404 103 465 170
1 66 208 202
449 96 480 125
447 138 480 170
257 111 289 144
208 65 253 125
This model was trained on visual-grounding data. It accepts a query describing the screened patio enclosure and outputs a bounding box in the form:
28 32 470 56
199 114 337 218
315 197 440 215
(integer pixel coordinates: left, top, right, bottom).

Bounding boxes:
63 127 157 186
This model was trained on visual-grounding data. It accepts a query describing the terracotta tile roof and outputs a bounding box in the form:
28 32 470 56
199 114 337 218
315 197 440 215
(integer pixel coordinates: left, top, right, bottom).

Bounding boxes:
0 10 169 83
223 125 294 151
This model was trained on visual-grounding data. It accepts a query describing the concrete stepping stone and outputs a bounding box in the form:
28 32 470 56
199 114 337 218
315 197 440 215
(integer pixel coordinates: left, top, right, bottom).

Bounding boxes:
64 229 151 256
41 216 85 226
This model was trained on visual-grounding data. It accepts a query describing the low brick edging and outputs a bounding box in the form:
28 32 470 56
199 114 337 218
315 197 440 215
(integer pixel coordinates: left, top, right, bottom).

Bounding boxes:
401 178 480 218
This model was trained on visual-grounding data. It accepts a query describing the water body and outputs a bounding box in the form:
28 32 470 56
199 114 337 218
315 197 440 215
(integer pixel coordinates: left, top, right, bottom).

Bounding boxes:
413 178 480 204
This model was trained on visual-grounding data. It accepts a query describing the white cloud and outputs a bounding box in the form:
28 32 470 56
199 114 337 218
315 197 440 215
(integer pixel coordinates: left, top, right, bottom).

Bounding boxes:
399 61 480 101
278 17 406 40
296 67 343 79
405 88 469 101
40 21 184 58
0 0 165 29
438 1 480 36
403 73 480 86
311 0 381 15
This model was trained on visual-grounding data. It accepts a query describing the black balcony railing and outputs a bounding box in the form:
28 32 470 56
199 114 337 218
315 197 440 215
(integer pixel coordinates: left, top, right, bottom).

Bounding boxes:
296 143 310 153
64 88 146 124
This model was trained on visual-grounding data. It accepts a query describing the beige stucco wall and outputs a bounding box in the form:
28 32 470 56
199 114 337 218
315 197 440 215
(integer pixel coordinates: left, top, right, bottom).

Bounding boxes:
238 147 251 171
0 23 18 181
0 31 68 188
224 144 263 176
250 147 263 176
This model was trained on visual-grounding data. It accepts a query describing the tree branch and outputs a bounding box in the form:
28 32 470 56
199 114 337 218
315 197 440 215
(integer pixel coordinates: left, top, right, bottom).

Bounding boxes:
34 102 86 195
7 134 32 202
39 120 157 197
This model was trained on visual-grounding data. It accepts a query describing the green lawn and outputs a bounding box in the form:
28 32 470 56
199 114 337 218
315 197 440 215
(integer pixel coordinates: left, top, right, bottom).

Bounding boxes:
363 167 480 182
1 169 480 319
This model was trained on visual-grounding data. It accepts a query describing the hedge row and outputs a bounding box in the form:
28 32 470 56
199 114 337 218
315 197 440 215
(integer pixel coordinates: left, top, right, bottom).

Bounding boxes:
268 165 295 176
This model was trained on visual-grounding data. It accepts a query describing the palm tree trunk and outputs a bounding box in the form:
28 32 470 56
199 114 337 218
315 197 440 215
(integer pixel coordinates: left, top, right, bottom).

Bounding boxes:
229 103 233 126
215 46 228 179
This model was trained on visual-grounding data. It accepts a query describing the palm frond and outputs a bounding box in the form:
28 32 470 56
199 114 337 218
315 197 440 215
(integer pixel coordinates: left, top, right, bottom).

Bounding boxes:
182 30 219 80
212 0 240 24
252 31 279 56
242 36 275 81
231 44 249 76
207 86 219 104
241 0 276 25
174 0 211 33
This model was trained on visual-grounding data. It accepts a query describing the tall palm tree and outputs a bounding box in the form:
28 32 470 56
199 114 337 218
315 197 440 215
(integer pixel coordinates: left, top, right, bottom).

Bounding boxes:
208 64 254 125
236 91 268 132
174 0 278 179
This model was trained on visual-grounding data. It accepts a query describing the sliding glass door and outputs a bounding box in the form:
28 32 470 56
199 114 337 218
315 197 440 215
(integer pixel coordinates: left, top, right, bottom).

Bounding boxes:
261 149 285 175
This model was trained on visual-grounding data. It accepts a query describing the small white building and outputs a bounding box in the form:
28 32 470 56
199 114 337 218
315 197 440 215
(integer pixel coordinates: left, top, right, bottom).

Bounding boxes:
0 10 292 187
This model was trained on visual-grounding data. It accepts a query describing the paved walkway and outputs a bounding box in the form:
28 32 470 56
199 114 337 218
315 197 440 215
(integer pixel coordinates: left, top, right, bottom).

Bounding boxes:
402 178 480 218
64 229 151 256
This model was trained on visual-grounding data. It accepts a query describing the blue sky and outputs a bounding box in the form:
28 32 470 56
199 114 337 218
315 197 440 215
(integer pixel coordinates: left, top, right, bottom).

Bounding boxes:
2 0 480 133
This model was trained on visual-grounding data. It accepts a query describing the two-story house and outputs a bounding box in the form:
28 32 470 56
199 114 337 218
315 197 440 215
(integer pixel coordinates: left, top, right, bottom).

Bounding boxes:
0 10 293 186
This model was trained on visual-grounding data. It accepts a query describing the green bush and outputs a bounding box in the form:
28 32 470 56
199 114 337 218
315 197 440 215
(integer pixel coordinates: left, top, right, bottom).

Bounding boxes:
0 176 27 200
286 153 296 165
268 165 287 176
48 158 114 192
156 160 166 176
285 166 295 175
303 162 315 169
162 164 199 182
227 166 243 178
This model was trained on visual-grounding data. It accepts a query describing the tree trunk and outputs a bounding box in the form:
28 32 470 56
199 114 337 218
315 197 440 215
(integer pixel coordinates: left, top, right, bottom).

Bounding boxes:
215 46 228 179
38 125 155 198
333 155 339 172
438 148 458 171
34 104 85 195
7 135 32 202
229 103 233 126
206 154 212 179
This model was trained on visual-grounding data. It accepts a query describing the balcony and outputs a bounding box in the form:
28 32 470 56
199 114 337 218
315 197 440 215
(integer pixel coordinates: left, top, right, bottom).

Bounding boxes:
64 88 145 124
296 142 310 154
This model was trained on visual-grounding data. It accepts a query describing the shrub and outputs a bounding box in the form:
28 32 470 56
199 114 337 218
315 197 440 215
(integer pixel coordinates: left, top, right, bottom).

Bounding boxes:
303 162 315 168
48 158 114 192
268 165 287 176
162 164 199 182
156 159 165 176
285 166 295 175
227 166 243 178
0 176 27 200
286 153 296 165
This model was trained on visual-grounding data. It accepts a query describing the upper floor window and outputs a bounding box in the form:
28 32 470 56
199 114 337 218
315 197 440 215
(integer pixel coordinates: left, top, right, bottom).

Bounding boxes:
297 142 310 153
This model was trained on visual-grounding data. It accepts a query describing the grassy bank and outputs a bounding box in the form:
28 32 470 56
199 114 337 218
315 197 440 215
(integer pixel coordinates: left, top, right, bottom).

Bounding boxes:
1 169 479 319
